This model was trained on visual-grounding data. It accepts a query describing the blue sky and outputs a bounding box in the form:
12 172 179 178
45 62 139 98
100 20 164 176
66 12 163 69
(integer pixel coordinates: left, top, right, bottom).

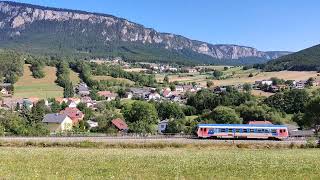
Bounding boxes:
12 0 320 52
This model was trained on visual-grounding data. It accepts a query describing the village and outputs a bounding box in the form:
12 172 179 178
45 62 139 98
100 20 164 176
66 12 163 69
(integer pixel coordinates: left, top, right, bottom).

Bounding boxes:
0 59 319 135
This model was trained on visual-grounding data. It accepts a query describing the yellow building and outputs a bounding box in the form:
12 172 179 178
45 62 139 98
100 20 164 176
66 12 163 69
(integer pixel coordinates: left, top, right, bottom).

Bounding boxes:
42 114 73 133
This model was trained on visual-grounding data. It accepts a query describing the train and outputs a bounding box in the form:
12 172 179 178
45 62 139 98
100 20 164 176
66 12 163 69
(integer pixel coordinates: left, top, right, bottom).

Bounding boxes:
197 124 289 140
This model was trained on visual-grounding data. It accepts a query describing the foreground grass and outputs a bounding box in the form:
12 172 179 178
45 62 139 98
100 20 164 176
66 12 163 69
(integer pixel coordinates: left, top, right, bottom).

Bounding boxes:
0 147 319 179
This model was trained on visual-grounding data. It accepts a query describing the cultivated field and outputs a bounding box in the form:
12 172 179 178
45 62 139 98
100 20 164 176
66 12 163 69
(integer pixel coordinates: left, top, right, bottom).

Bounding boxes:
14 64 63 98
92 75 134 85
0 147 319 179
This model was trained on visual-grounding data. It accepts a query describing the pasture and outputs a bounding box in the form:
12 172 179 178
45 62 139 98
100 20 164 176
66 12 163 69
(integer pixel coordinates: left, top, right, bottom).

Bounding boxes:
0 147 319 179
14 64 63 98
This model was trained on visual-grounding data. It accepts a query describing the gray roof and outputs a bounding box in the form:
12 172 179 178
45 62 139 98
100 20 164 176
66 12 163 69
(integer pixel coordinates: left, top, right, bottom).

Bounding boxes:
42 114 69 123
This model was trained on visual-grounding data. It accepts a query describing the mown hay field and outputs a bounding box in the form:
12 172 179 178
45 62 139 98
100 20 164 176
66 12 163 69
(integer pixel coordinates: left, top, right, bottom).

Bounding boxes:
0 147 319 179
14 64 63 99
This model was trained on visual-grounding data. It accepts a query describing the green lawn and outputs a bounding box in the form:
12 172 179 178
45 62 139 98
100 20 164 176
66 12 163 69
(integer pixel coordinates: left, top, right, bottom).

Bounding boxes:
0 147 319 179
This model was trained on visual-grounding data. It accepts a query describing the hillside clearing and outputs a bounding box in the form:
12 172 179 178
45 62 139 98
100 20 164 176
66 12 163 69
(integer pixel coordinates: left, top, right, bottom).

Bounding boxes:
14 64 63 98
0 147 319 179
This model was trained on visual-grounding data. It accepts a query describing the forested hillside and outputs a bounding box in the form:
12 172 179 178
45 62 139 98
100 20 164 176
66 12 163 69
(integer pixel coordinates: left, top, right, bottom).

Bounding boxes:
265 44 320 71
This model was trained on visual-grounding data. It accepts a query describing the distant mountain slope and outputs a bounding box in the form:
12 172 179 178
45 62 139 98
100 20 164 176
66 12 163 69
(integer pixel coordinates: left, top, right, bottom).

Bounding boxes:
0 1 290 64
265 44 320 71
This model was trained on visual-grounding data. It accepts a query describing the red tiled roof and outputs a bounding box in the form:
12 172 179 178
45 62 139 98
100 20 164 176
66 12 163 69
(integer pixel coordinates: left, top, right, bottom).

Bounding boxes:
60 107 84 124
111 118 128 130
248 121 273 125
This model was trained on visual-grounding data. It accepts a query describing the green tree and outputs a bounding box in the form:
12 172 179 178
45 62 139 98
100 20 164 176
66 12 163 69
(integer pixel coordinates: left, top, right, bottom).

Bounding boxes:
156 101 185 120
164 119 186 134
302 97 320 129
206 81 214 88
213 70 223 79
243 83 252 92
210 106 241 124
122 101 158 134
163 75 169 84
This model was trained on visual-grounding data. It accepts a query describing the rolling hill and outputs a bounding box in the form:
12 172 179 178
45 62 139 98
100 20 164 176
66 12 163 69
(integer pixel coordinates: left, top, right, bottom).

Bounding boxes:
265 44 320 71
0 1 290 65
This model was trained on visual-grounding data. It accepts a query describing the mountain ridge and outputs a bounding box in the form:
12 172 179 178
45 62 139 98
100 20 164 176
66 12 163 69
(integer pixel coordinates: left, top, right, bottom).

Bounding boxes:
0 1 291 64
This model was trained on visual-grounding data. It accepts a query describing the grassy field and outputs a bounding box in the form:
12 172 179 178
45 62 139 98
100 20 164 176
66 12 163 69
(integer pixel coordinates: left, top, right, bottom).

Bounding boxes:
69 68 81 84
156 67 318 87
0 147 319 179
92 75 134 85
14 64 63 99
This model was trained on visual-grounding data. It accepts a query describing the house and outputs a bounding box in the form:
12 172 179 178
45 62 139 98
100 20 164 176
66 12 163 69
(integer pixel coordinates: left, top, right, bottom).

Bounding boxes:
162 89 172 98
256 80 273 86
67 100 78 108
130 88 151 99
22 99 34 109
111 118 128 132
187 68 197 73
86 120 99 129
158 120 169 133
42 114 73 132
81 96 96 108
0 98 23 110
76 83 90 96
175 86 184 92
270 86 280 92
60 107 84 124
124 92 133 99
147 92 161 101
97 91 117 101
295 80 306 89
0 88 9 95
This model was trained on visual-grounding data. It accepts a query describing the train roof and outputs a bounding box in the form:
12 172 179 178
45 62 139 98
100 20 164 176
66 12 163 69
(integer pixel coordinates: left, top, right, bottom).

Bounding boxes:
198 124 287 128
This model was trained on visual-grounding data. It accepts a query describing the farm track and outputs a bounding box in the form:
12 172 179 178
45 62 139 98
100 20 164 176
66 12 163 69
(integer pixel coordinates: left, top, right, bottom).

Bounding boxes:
0 136 308 145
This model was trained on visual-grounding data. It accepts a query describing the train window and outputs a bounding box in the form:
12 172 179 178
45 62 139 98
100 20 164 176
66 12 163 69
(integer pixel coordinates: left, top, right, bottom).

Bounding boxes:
228 129 233 133
243 129 248 133
221 129 226 132
279 129 282 133
265 129 270 133
257 129 262 133
236 129 240 133
250 129 255 133
283 129 286 132
271 129 276 133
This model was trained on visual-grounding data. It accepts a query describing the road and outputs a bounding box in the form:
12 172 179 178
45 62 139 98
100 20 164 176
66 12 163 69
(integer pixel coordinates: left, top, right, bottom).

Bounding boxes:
0 136 308 145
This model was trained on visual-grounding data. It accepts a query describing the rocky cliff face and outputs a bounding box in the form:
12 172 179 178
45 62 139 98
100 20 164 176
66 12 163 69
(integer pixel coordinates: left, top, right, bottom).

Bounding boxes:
0 1 290 62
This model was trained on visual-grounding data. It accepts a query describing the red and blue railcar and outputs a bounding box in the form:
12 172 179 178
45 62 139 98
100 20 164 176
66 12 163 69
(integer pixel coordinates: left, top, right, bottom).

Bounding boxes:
197 124 288 140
